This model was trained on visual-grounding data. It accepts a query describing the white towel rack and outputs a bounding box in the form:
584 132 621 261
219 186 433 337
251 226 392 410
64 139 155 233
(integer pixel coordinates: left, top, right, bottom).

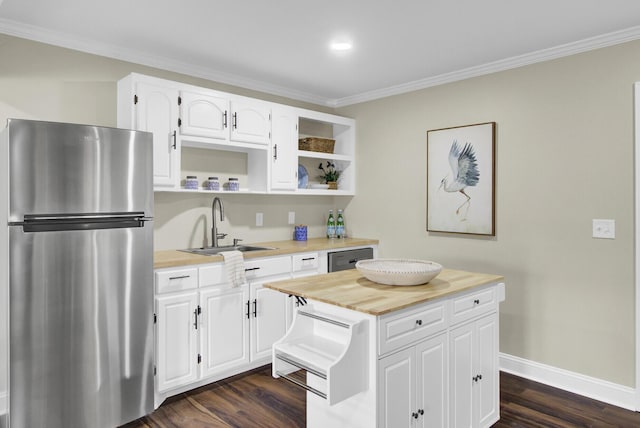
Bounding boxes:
273 306 369 405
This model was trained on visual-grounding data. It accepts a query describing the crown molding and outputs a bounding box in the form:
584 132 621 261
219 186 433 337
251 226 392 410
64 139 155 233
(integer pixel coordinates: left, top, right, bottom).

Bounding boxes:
0 18 329 106
330 25 640 107
1 18 640 109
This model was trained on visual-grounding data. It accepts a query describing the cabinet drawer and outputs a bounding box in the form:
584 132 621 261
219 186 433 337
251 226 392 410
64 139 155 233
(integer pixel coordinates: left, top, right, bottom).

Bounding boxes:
292 252 319 274
450 286 497 326
244 256 292 281
155 267 198 294
378 301 447 356
199 263 226 287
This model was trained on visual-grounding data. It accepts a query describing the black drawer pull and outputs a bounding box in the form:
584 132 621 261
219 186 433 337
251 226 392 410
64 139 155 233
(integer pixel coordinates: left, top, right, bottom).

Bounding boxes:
244 267 261 272
169 275 190 280
416 319 423 326
301 257 316 261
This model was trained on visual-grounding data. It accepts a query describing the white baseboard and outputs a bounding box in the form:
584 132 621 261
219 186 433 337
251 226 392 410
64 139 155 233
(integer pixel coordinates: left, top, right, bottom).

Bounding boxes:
500 353 637 411
0 390 5 414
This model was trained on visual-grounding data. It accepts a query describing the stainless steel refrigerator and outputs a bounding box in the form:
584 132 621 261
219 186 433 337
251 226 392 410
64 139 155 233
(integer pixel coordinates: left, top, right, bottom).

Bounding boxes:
1 119 154 428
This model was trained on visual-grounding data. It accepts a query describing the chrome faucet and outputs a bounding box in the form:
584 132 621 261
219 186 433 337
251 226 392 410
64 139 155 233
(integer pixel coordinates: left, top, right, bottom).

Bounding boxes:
211 197 226 247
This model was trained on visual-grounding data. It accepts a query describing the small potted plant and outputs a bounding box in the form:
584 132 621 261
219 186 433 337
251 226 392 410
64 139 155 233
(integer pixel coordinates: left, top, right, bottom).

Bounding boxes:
318 161 341 189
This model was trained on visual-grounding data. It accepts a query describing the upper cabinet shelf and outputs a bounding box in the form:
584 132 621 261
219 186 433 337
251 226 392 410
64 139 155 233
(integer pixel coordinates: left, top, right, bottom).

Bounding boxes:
117 73 355 196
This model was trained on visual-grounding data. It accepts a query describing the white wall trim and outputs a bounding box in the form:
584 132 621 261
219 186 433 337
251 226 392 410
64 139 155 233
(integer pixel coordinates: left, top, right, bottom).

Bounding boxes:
0 390 6 415
634 81 640 411
500 353 636 411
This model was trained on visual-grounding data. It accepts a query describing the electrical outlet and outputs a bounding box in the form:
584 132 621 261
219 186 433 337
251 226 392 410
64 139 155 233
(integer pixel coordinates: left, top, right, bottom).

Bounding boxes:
256 213 263 227
592 219 615 239
288 211 295 225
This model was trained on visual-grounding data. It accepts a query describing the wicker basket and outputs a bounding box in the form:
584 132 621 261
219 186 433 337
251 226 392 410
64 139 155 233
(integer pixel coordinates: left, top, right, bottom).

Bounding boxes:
298 137 335 154
355 259 443 286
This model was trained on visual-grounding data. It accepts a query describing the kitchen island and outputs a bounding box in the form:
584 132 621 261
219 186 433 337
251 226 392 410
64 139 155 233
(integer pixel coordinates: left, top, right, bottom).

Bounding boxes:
265 268 505 428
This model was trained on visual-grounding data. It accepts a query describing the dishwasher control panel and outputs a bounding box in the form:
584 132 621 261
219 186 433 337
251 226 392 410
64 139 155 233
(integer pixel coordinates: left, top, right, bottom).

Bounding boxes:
327 247 374 272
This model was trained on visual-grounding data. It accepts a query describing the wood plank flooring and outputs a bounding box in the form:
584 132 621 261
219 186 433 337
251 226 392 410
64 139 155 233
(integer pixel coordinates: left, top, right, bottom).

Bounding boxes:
123 366 640 427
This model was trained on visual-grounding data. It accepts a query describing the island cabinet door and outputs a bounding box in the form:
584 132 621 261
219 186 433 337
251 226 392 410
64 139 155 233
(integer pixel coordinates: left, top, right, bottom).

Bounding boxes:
378 347 416 427
416 333 448 428
449 312 498 428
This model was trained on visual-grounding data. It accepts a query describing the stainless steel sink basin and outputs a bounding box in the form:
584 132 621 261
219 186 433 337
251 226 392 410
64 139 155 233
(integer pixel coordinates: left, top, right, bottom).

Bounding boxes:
179 245 276 256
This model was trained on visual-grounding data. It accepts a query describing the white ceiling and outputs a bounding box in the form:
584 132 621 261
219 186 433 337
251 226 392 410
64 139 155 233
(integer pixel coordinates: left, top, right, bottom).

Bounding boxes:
1 0 640 107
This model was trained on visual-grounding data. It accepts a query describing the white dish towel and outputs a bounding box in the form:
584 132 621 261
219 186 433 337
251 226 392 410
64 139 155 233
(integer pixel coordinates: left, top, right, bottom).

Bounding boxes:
221 250 247 287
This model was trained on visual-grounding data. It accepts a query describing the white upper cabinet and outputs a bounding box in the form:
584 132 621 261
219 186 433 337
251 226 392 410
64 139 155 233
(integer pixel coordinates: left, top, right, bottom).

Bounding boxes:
230 100 271 145
118 76 180 188
270 106 298 191
117 73 355 195
179 90 229 140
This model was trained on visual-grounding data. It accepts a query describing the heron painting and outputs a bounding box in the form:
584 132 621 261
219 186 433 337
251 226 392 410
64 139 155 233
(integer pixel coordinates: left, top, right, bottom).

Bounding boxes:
427 122 495 235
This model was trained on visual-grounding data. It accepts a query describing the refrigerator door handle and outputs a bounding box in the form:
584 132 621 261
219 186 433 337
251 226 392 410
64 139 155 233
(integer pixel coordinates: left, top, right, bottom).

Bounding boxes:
21 216 149 232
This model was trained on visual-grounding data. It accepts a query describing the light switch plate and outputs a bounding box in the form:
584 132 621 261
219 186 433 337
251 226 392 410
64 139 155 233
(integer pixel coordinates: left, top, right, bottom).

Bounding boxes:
592 219 615 239
288 211 295 225
256 213 263 227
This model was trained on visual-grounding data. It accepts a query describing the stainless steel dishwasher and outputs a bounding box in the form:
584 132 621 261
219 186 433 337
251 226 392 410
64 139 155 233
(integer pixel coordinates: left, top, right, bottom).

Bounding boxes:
327 247 374 272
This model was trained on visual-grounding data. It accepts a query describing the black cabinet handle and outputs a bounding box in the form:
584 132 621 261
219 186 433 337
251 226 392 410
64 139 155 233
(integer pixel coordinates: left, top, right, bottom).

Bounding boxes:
172 130 177 149
302 257 316 261
223 110 228 128
273 144 278 160
245 267 261 272
193 308 199 330
412 412 418 419
169 275 190 280
418 409 424 415
416 319 423 326
246 300 250 319
233 112 238 129
473 299 480 305
252 299 257 317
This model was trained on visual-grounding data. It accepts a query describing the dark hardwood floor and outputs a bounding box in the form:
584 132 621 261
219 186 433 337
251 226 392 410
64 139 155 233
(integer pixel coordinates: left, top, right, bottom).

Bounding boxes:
124 367 640 427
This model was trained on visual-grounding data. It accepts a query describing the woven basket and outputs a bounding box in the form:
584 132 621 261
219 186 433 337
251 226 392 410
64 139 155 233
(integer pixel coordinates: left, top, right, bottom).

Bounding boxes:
298 137 335 154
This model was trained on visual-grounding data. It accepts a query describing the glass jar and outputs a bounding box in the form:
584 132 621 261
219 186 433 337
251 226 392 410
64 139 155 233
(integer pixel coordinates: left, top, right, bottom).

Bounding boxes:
205 176 220 191
227 177 240 191
185 175 198 190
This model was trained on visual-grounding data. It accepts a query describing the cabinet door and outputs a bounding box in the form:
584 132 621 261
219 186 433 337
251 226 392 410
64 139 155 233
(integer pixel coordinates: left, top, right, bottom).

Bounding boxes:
135 82 179 188
270 106 298 190
250 284 290 361
416 333 448 428
449 322 474 428
156 292 199 392
180 90 229 140
378 347 416 427
230 100 271 144
476 314 499 428
200 286 250 379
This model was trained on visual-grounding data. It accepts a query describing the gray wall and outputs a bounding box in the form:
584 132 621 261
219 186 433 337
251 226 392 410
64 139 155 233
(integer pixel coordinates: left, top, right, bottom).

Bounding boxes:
338 40 640 386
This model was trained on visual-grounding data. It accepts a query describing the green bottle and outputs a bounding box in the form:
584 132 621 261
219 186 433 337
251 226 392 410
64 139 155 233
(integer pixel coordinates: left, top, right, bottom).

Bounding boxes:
327 210 336 238
336 209 345 238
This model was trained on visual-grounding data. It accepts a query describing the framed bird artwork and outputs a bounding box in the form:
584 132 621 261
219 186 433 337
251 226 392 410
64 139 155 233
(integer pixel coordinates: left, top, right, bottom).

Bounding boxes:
427 122 495 235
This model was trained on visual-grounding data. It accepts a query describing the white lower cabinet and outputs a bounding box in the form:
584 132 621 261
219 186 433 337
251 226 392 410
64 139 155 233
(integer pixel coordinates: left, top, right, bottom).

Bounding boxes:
375 284 502 428
199 285 250 378
379 332 448 427
449 313 499 428
155 254 300 398
155 291 199 392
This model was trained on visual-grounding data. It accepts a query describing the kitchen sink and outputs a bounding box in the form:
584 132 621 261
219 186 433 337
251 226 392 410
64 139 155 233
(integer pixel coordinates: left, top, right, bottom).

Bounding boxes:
179 245 276 256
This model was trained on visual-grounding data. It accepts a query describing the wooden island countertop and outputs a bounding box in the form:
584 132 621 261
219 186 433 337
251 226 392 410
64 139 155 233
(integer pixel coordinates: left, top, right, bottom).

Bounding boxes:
264 268 504 316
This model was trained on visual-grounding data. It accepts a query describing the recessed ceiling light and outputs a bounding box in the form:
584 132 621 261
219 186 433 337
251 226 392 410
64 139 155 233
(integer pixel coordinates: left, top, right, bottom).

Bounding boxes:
330 41 353 51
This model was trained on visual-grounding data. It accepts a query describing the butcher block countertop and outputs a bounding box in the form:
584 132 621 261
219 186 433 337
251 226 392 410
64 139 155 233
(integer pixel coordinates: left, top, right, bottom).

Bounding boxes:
154 237 378 269
264 268 504 316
